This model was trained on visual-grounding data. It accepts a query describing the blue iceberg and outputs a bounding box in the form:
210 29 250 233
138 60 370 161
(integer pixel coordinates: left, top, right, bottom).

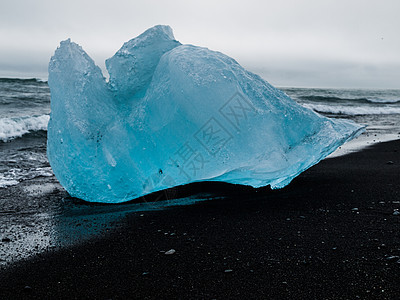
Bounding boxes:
47 25 364 203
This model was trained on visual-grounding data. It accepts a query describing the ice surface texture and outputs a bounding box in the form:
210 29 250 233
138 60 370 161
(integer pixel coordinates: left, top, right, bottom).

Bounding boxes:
47 25 364 203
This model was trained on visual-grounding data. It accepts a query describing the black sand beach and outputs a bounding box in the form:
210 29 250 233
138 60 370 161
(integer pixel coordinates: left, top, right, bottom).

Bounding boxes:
0 139 399 299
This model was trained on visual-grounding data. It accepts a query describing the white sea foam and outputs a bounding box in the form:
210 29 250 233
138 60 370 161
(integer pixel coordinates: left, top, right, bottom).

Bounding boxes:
303 103 400 115
365 98 400 104
0 167 53 188
0 114 49 142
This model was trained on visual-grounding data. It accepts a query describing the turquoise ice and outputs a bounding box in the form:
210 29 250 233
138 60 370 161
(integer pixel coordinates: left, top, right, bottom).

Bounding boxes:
47 25 364 203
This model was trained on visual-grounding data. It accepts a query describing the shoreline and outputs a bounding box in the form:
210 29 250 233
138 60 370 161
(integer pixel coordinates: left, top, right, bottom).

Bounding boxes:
1 138 399 298
328 130 400 158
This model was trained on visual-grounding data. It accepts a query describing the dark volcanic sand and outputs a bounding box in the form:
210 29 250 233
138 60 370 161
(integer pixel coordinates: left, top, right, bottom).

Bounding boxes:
0 140 399 299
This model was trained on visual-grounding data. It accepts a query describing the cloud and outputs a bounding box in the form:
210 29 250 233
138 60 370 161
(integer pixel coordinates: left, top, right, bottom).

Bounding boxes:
1 0 399 87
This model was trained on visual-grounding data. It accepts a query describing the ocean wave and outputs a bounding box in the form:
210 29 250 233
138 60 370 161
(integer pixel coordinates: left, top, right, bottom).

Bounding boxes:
302 103 400 116
0 115 49 142
0 77 47 84
299 95 400 105
364 98 400 104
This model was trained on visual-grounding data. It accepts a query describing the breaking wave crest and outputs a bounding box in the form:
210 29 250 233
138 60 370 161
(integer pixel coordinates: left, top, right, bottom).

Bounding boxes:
300 95 400 105
364 98 400 104
303 103 400 116
0 114 49 142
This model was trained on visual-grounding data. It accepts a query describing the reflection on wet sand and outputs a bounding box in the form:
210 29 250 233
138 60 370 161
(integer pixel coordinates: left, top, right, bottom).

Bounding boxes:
0 177 213 267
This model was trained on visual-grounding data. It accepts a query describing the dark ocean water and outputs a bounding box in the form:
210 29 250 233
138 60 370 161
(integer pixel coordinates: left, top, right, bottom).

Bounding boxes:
1 78 400 189
0 77 399 266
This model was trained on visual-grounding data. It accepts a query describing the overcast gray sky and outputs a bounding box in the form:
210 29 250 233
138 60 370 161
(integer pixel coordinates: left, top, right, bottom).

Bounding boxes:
0 0 399 88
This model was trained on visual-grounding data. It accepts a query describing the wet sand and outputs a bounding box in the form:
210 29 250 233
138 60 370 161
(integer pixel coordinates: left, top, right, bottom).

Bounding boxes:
0 139 399 299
